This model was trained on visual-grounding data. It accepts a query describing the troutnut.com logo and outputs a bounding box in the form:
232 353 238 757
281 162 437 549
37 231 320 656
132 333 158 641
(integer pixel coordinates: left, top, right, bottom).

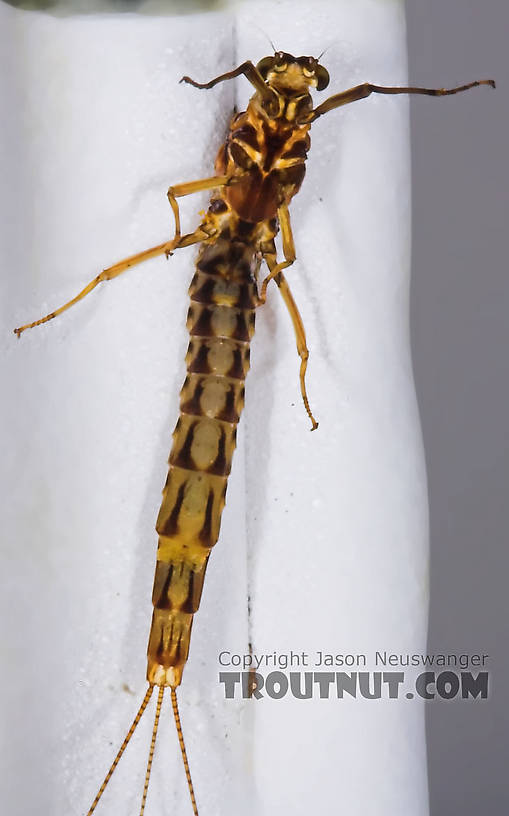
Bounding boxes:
218 650 490 700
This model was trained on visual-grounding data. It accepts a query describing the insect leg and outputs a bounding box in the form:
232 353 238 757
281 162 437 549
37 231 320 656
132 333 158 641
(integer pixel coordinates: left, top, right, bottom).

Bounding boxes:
259 204 318 428
258 203 295 304
13 227 209 337
181 61 276 110
261 210 318 430
167 174 229 250
311 78 495 119
275 271 318 431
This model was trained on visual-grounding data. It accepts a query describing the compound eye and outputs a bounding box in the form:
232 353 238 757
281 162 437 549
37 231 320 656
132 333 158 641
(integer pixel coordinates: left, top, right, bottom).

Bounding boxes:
315 65 330 91
256 56 275 79
273 52 287 72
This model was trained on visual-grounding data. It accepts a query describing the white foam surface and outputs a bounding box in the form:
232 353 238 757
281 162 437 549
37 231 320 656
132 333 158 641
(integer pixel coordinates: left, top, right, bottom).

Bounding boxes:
1 2 429 815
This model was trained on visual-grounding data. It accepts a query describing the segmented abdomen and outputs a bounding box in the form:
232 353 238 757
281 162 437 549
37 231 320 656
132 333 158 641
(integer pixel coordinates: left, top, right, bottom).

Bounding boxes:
147 230 258 687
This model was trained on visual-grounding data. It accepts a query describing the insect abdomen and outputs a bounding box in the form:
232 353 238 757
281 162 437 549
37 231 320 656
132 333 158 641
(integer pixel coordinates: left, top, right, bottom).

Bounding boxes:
147 232 258 687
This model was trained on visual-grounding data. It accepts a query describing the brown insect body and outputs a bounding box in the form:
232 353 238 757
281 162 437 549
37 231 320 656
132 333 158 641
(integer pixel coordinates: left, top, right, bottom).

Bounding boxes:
219 93 312 222
13 50 494 816
148 227 260 687
148 56 319 689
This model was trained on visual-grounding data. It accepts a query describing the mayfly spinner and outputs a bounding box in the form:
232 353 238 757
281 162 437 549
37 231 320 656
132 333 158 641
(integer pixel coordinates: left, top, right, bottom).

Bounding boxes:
14 52 495 816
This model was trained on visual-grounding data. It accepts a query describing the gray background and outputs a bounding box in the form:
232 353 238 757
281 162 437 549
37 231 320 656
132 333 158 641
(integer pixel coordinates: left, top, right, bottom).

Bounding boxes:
406 3 507 813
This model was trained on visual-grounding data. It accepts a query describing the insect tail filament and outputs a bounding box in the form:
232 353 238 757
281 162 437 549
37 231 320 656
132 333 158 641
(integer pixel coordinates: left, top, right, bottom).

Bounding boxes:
86 683 200 815
86 684 155 815
139 684 165 816
172 687 200 816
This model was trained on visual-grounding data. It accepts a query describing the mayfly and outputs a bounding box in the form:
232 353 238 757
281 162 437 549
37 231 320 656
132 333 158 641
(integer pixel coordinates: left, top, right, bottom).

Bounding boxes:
14 52 495 815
